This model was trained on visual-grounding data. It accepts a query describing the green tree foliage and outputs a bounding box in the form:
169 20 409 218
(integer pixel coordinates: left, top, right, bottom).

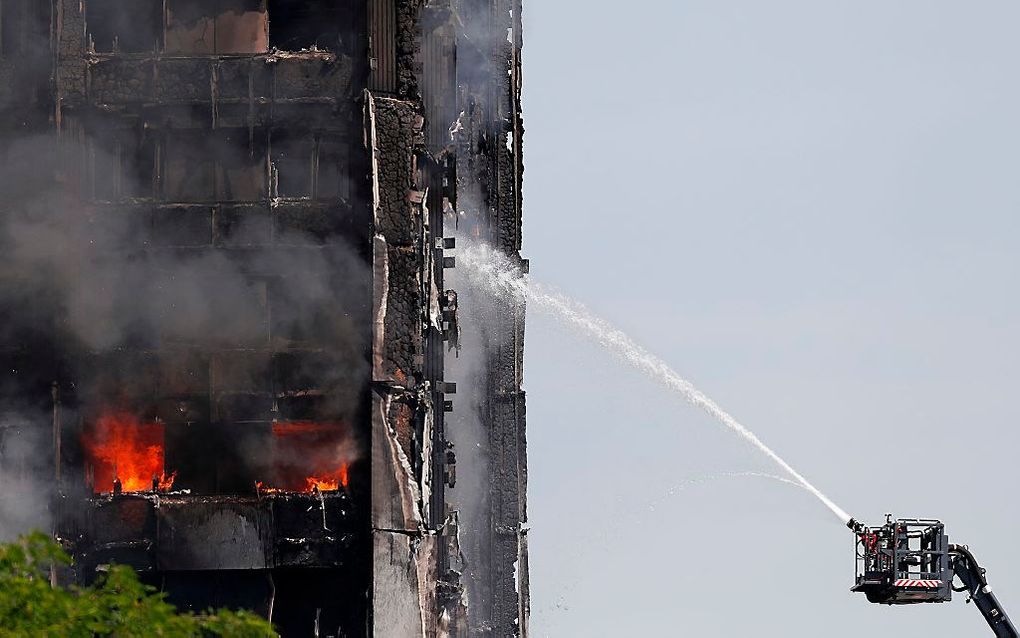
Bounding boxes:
0 532 277 638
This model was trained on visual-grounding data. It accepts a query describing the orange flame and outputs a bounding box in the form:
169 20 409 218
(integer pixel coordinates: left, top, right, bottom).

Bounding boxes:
255 481 283 495
158 471 178 491
82 413 176 493
304 464 350 492
257 421 353 494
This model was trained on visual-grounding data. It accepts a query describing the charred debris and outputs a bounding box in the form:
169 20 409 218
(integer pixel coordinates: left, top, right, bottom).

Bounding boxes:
0 0 526 635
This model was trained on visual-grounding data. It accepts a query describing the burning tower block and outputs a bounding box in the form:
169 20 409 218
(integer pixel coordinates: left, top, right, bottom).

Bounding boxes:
0 0 527 636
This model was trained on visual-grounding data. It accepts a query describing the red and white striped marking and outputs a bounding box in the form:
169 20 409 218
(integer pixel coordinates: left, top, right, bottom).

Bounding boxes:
894 579 942 588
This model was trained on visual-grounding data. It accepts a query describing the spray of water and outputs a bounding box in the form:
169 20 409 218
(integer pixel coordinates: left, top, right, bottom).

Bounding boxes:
461 244 852 525
665 470 808 496
650 471 810 514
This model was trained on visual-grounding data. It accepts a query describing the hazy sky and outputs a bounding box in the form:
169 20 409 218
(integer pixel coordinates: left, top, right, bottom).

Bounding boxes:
519 2 1020 636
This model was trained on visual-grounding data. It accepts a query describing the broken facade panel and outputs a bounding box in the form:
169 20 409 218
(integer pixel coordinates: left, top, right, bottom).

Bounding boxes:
0 0 525 635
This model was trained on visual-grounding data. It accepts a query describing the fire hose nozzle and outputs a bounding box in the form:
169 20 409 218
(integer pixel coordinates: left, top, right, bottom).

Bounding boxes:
847 518 864 533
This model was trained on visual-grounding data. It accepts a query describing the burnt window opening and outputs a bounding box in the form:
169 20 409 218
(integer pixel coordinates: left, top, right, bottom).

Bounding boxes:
90 127 157 201
164 129 266 202
271 132 313 198
82 413 173 494
165 422 270 494
316 138 351 200
86 0 161 54
271 135 350 200
164 132 215 201
165 0 268 55
215 130 268 201
266 0 355 53
156 348 268 495
0 1 57 62
270 421 354 492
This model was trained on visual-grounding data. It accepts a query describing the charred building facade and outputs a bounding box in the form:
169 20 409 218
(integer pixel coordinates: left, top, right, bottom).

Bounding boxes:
0 1 526 636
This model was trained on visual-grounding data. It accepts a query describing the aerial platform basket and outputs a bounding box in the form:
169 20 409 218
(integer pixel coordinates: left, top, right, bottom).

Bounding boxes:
851 516 953 605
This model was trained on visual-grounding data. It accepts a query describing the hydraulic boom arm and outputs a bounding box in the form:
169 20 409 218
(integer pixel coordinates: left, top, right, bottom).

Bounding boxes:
950 544 1018 638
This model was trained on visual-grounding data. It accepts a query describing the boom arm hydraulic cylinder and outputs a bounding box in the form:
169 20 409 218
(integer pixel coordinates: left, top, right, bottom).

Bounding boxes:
950 544 1018 638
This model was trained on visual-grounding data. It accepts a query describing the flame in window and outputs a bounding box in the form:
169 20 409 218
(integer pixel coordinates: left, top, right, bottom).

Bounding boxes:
82 412 176 493
260 421 354 493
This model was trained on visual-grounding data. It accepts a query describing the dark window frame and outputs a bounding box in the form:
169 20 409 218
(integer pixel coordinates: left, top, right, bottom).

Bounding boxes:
266 0 356 54
214 128 269 202
271 131 314 199
89 126 158 202
85 0 162 54
314 136 351 201
162 128 269 204
270 132 351 201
